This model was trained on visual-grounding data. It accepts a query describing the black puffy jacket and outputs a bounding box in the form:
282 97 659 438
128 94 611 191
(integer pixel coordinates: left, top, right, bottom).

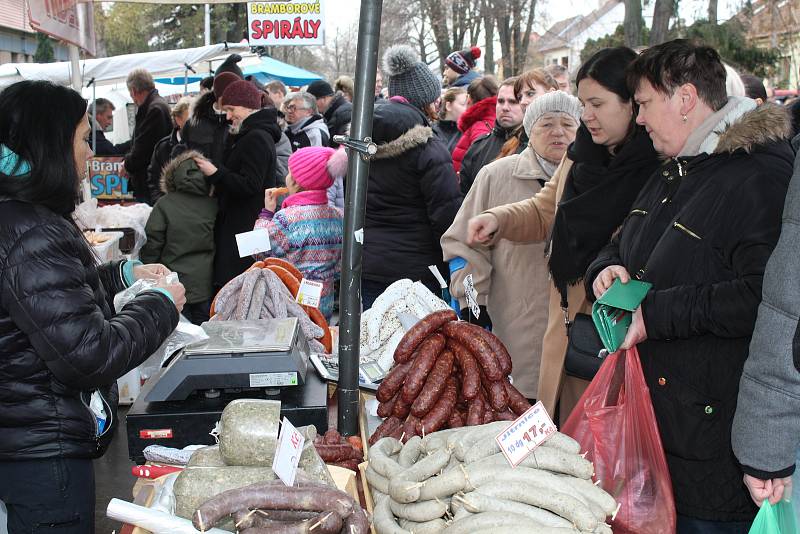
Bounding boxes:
0 199 178 461
176 92 230 168
363 100 463 289
585 103 794 522
459 121 523 195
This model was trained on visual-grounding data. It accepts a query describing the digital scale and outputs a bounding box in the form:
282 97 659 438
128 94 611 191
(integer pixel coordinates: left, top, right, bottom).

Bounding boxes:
126 318 328 463
309 353 384 391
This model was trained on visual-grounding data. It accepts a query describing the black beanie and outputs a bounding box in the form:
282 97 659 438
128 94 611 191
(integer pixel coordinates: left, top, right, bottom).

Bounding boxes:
215 54 244 79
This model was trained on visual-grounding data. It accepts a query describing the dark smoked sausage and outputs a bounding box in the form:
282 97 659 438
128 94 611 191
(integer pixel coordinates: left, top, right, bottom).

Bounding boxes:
400 333 445 403
440 321 502 381
410 348 454 417
393 310 457 363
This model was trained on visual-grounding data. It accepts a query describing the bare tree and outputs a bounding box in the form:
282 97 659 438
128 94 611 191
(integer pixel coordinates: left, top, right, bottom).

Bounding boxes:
416 0 484 65
491 0 537 76
623 0 644 47
649 0 675 45
481 0 495 75
707 0 718 24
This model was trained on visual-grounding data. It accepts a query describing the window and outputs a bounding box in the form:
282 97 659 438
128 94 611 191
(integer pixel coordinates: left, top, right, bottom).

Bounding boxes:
562 56 569 67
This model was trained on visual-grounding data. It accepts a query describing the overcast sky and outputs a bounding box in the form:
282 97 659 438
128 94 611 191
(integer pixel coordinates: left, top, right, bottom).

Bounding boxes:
326 0 740 41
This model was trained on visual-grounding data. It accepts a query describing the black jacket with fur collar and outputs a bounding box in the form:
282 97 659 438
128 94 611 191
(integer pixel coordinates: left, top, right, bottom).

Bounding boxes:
586 101 794 522
363 100 463 290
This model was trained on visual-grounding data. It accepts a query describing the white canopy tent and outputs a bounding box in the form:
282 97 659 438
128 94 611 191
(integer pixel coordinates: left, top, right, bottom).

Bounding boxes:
0 43 250 89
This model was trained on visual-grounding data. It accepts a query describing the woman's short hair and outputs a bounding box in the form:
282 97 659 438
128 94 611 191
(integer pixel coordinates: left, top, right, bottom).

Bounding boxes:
626 39 728 111
467 75 499 103
438 87 466 120
171 96 193 120
576 46 638 103
514 68 559 99
334 75 354 100
740 74 767 102
0 81 87 215
126 68 156 94
439 87 467 120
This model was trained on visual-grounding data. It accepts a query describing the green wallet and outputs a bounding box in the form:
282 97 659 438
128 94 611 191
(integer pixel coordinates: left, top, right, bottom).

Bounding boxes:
591 278 652 353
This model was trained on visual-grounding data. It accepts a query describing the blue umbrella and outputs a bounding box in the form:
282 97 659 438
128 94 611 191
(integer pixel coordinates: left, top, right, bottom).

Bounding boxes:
243 56 323 86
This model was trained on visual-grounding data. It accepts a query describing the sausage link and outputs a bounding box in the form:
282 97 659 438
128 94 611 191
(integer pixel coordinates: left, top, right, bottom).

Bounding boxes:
420 377 458 434
464 322 513 375
486 380 508 412
393 309 458 363
376 361 412 403
392 397 411 419
400 333 446 404
377 391 399 418
466 396 485 426
447 339 481 400
402 415 421 442
410 349 454 417
369 416 402 446
504 380 532 415
441 321 502 381
448 410 465 428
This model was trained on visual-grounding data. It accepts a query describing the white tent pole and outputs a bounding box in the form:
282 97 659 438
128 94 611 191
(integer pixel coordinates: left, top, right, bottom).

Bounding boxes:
204 4 211 47
69 44 81 90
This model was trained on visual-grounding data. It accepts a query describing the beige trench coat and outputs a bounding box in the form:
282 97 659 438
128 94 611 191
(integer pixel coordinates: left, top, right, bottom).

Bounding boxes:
485 156 590 420
441 147 550 398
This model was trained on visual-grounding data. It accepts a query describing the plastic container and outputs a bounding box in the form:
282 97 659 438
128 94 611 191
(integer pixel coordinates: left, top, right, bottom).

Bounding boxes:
90 231 124 264
102 227 136 254
117 366 142 405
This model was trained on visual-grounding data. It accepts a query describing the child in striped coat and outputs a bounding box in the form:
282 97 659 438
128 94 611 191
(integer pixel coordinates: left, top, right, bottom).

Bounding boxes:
255 146 346 320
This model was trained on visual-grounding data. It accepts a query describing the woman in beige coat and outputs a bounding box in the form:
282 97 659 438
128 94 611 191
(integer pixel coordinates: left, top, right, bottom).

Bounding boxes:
442 91 582 399
466 47 661 421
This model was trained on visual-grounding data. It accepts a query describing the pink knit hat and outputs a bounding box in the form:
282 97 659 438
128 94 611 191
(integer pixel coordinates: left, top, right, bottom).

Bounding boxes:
288 146 348 190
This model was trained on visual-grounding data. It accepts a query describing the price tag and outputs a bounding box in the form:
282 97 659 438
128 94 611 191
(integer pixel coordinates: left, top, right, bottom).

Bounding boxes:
495 401 557 467
428 264 448 289
272 417 305 486
235 228 271 257
463 273 480 319
296 278 323 308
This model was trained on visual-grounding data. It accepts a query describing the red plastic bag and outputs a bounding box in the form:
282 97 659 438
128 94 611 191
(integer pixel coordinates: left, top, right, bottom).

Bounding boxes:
562 347 677 534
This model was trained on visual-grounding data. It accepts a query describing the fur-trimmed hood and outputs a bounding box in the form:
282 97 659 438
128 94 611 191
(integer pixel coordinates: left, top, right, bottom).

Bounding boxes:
714 102 792 154
373 124 433 160
160 149 210 196
683 97 793 157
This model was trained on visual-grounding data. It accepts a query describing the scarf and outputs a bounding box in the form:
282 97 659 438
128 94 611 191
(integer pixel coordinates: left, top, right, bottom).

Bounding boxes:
548 123 660 304
0 144 30 177
281 189 329 209
535 152 558 178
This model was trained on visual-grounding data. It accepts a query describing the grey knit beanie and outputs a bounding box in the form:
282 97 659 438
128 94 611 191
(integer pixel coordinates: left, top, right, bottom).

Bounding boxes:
523 90 583 137
383 45 441 110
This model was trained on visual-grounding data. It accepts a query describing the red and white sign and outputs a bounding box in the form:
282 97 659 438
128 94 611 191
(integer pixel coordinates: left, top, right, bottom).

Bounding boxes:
139 429 174 440
247 0 325 46
28 0 96 56
271 417 304 486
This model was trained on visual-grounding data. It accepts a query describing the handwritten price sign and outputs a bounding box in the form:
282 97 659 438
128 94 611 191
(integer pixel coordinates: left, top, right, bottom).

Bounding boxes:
272 417 305 486
496 401 557 467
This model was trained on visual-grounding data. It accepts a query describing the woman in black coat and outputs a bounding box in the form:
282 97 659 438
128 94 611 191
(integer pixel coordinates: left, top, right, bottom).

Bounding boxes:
586 40 794 531
362 45 463 308
0 81 184 533
194 80 280 289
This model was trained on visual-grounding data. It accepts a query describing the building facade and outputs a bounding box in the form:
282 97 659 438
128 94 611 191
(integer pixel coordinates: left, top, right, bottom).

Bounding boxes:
0 0 69 64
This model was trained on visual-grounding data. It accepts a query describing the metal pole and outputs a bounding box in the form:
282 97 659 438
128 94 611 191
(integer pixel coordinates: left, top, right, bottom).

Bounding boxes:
204 4 211 47
91 80 96 154
68 44 81 90
337 0 382 436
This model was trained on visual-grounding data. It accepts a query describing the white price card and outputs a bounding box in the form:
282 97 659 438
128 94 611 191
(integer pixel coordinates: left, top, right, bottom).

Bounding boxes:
235 228 271 258
463 273 480 319
296 278 323 308
272 417 305 486
495 401 557 467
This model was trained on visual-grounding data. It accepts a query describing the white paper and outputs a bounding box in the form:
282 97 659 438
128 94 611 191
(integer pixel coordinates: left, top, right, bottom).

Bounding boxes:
428 265 448 289
495 401 557 467
235 228 271 258
272 417 305 486
463 274 480 319
296 278 324 308
354 228 364 244
106 498 228 534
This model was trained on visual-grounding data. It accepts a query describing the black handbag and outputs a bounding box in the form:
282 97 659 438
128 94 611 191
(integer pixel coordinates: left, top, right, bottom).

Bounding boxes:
564 313 607 381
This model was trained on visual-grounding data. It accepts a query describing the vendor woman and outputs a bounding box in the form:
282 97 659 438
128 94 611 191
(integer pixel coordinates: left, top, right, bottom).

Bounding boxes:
0 80 185 533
